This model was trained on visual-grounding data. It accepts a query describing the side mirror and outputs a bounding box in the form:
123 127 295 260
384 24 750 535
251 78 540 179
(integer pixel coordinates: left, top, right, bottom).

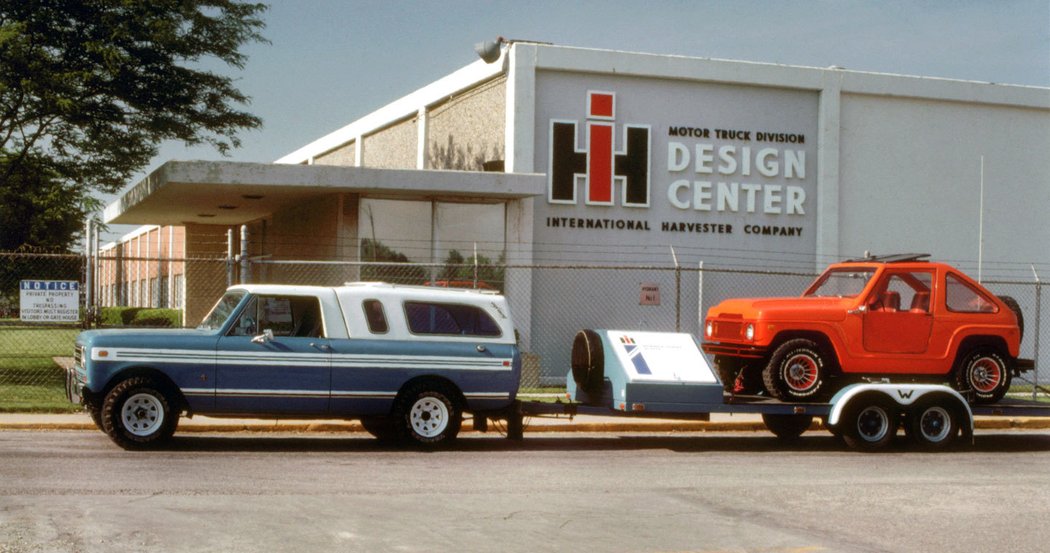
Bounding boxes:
251 329 274 344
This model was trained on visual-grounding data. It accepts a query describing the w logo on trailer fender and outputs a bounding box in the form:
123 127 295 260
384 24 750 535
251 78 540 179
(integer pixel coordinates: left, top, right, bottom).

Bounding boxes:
548 91 651 207
897 389 915 399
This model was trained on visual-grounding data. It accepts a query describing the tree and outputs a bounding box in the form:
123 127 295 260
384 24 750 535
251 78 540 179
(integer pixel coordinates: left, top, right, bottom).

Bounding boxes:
0 0 268 250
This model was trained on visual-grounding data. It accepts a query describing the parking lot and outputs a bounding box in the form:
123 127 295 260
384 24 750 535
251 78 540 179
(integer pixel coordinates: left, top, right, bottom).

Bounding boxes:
3 429 1050 553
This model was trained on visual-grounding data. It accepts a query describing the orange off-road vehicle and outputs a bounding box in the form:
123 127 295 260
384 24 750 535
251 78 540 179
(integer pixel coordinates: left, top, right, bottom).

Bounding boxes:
702 254 1030 403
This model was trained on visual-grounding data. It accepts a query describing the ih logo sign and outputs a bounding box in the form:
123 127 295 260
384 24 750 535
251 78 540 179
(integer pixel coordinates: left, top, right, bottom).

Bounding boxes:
548 91 651 207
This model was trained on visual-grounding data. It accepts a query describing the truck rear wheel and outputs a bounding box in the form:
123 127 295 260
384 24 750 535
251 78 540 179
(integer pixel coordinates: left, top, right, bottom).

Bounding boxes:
953 348 1011 403
393 383 462 446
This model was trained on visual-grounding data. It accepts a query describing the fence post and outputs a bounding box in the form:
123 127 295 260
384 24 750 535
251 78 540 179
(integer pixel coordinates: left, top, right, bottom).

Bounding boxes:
670 246 681 332
1032 265 1042 401
697 261 704 334
226 229 235 288
84 219 93 328
239 225 249 284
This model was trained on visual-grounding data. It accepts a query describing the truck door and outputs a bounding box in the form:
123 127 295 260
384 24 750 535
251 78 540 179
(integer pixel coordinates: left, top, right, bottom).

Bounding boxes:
214 294 331 414
862 270 935 354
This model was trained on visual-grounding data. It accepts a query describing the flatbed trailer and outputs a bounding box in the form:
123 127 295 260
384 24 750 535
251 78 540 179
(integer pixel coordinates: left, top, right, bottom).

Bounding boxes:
501 329 1050 451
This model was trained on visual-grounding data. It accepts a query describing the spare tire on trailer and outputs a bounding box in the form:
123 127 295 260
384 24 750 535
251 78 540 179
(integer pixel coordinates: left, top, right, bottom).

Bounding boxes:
571 329 604 394
998 296 1024 343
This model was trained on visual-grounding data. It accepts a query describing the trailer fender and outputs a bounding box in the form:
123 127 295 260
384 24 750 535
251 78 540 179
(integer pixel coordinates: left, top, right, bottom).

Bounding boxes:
827 383 973 436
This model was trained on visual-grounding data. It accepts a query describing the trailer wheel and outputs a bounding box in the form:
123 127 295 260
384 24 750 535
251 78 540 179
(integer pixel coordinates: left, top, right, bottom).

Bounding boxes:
841 396 897 452
762 414 813 440
907 400 961 450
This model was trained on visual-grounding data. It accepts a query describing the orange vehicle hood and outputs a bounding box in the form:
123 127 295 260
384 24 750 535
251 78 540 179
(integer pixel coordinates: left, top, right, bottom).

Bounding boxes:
707 296 853 322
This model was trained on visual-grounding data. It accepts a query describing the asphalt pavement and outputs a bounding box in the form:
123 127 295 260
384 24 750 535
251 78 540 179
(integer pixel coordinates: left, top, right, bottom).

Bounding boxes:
1 410 1047 434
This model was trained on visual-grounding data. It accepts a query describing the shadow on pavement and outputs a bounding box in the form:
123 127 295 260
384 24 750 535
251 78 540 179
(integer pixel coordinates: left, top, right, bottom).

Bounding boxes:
154 431 1050 455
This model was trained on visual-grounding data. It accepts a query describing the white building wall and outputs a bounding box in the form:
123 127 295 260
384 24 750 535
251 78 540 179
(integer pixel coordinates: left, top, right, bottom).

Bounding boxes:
838 93 1050 274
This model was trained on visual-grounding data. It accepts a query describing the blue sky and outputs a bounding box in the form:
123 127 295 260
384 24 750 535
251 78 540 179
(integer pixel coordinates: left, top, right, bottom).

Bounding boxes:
102 0 1050 240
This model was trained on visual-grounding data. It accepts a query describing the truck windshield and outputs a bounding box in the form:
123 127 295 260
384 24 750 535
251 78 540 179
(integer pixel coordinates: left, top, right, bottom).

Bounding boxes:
804 268 876 298
197 290 247 330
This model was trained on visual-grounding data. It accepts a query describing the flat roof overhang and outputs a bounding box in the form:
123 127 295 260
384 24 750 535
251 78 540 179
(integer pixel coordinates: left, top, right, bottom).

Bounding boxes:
104 161 545 226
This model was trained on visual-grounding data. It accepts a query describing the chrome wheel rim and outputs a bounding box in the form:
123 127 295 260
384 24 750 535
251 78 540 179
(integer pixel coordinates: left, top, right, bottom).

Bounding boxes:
121 393 164 436
784 354 819 393
970 357 1002 393
919 406 952 443
856 405 890 443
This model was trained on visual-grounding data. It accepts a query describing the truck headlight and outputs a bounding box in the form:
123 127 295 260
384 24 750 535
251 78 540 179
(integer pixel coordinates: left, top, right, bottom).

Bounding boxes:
705 322 713 338
745 323 755 341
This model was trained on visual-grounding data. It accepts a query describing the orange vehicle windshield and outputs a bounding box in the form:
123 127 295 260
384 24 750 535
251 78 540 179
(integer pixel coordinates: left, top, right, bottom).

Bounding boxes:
804 268 876 298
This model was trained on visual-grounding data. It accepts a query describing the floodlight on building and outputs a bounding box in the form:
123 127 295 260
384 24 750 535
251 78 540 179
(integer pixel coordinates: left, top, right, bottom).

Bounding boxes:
474 37 505 63
475 37 554 63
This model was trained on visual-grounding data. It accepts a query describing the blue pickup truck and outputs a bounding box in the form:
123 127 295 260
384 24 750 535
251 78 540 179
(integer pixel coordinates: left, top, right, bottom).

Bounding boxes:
67 283 521 449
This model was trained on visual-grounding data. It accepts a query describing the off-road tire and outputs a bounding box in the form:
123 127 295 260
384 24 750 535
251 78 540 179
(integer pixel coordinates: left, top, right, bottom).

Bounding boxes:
998 295 1024 343
100 377 178 450
571 329 604 394
393 382 462 446
953 348 1011 403
762 339 829 400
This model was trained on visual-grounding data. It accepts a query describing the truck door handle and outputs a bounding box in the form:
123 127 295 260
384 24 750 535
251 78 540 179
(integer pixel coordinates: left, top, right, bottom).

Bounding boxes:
311 343 331 351
476 345 487 353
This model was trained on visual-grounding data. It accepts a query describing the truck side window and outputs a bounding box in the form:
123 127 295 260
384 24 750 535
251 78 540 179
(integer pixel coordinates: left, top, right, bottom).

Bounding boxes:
363 299 388 334
404 302 501 337
946 274 998 313
229 295 324 338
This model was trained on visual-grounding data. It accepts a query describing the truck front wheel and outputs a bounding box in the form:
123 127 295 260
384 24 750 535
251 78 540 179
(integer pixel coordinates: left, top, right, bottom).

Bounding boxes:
763 339 828 400
100 377 179 450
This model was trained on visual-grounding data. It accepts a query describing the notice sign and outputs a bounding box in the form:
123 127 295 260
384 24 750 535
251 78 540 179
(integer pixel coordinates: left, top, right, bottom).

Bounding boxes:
20 280 79 323
639 283 661 306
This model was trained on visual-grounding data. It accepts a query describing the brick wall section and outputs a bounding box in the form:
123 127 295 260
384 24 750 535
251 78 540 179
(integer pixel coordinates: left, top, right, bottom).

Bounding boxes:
361 118 417 169
427 76 506 171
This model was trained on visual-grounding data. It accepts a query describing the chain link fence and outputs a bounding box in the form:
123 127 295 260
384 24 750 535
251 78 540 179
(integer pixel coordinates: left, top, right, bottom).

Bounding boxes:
1 251 1045 410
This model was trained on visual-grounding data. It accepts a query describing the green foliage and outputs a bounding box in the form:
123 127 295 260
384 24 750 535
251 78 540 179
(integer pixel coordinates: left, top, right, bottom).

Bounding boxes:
440 249 506 290
359 238 427 284
0 1 268 250
100 307 182 327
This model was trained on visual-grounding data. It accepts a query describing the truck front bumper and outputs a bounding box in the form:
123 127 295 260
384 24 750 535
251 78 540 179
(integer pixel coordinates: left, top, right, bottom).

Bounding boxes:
701 342 769 359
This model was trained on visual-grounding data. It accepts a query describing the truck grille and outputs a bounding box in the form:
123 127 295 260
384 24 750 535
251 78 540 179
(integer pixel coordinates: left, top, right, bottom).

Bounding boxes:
712 321 742 340
74 345 84 369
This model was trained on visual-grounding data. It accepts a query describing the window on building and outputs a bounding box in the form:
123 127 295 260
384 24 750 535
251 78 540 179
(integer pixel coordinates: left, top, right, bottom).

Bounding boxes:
404 302 501 336
173 274 184 309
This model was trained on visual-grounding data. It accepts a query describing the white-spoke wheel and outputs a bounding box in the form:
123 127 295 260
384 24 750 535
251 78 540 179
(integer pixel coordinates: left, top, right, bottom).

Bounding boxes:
393 384 462 446
121 393 165 436
409 396 449 438
101 377 178 450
